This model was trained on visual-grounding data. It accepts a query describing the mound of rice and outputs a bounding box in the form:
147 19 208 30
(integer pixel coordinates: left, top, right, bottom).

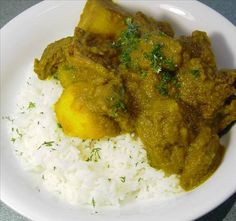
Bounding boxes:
7 72 183 208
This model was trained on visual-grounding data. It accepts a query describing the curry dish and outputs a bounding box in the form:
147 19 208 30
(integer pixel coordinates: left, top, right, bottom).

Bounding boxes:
34 0 236 191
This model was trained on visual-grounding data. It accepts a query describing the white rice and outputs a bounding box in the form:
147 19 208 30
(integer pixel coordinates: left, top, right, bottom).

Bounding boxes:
7 72 183 208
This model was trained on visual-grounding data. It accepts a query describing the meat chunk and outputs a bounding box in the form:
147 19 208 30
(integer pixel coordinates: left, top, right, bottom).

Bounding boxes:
130 33 182 72
178 59 236 119
135 98 191 174
73 27 119 69
180 127 224 190
133 11 175 37
178 30 217 74
34 37 73 80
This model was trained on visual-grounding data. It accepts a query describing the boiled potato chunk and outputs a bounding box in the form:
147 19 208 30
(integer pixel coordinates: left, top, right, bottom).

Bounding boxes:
55 82 120 139
79 0 128 37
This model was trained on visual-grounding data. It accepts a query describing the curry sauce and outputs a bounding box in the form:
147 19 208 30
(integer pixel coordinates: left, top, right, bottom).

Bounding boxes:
34 0 236 190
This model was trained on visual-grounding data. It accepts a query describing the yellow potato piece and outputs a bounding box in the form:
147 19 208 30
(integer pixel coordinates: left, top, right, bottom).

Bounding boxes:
79 0 128 37
55 83 119 139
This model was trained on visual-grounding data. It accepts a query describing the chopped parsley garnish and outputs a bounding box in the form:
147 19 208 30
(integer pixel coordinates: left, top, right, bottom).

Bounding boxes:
165 58 175 70
16 128 23 138
190 69 200 78
143 32 150 41
115 17 140 67
161 71 173 82
148 43 164 73
138 177 143 182
156 71 181 97
159 31 167 36
114 101 126 111
53 75 58 80
172 77 181 88
140 70 148 79
27 102 36 109
145 43 175 73
108 86 127 117
120 176 126 183
120 50 132 67
92 198 96 208
111 100 127 117
175 93 181 100
156 71 173 96
57 123 62 128
2 116 14 122
37 141 55 149
156 81 168 96
11 137 16 143
87 148 101 162
43 141 54 147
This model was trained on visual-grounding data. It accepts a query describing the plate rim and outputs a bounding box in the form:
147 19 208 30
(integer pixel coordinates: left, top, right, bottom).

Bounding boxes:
1 1 236 221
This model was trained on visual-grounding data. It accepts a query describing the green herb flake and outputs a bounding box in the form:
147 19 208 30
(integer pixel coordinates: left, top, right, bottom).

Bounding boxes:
87 148 101 162
27 102 36 109
11 137 16 143
175 93 181 100
120 176 126 183
140 70 148 79
53 75 58 80
146 43 176 73
92 198 96 208
138 177 143 182
164 58 175 70
43 141 54 147
57 123 62 128
120 49 132 67
190 69 200 78
37 141 55 150
143 32 150 41
115 17 140 67
156 82 168 96
161 71 173 82
2 116 14 122
148 43 164 73
111 100 127 117
172 77 181 88
159 31 167 37
16 128 23 138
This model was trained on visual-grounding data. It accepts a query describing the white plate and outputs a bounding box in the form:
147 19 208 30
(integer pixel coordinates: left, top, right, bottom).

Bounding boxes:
1 1 236 221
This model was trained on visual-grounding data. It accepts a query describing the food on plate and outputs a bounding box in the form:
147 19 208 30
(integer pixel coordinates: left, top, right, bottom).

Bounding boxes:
34 0 236 191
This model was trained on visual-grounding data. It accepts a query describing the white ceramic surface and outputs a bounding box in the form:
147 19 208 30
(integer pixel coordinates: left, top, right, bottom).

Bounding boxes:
1 1 236 221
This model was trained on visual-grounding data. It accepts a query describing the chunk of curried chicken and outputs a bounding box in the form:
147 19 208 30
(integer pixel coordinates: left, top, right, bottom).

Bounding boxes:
177 59 236 119
135 98 191 174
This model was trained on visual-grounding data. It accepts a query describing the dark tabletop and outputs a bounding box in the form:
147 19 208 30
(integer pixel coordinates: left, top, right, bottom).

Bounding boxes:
0 0 235 220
